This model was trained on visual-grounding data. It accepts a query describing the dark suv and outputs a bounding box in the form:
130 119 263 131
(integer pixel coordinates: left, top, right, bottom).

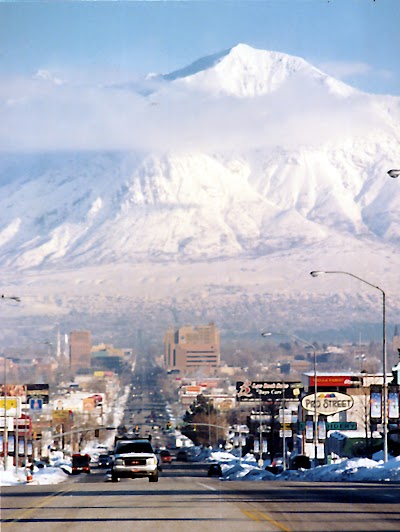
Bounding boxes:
111 438 159 482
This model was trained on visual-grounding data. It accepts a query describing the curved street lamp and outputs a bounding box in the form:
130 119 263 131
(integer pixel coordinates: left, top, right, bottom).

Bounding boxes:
387 169 400 179
1 295 21 303
310 270 388 462
262 331 319 467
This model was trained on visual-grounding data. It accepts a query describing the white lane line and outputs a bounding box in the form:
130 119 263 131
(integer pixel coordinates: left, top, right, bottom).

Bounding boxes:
197 482 217 491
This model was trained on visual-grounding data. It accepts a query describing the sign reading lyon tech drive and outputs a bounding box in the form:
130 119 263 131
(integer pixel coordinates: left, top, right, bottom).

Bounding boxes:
302 391 354 415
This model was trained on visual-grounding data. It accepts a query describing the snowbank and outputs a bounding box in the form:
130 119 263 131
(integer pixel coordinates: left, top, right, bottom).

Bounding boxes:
0 465 69 486
214 454 400 483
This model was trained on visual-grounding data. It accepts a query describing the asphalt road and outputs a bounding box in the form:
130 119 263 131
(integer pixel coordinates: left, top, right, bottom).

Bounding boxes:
1 462 400 532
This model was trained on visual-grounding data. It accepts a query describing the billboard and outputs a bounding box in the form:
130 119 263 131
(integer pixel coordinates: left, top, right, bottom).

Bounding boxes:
236 380 302 402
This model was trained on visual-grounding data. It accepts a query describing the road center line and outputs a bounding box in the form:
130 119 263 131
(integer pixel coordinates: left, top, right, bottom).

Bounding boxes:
253 510 292 532
2 485 74 526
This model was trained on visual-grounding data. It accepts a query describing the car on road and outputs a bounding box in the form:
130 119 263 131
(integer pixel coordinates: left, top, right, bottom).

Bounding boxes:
72 453 91 474
98 454 113 468
207 463 222 477
159 450 172 464
176 449 189 462
111 437 159 482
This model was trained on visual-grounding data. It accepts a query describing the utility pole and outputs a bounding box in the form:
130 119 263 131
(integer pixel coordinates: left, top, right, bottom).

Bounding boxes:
3 356 8 471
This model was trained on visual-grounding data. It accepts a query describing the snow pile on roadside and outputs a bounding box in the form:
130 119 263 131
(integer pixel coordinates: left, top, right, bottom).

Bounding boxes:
283 455 400 483
0 465 69 486
207 450 238 462
215 454 400 483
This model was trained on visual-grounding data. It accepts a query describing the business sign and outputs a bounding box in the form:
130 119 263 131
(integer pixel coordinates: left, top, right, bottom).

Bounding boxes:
236 380 303 402
26 384 49 404
309 376 356 388
0 384 27 402
301 392 354 415
52 410 71 424
0 397 21 417
83 397 96 411
184 386 203 394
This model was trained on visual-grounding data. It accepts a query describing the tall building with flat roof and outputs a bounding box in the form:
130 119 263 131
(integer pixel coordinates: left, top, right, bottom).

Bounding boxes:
69 331 91 373
164 322 220 373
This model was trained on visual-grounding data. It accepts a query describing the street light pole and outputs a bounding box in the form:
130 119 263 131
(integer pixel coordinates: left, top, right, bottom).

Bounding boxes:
282 381 286 471
262 331 318 467
310 270 388 462
258 394 263 467
1 294 21 470
3 355 8 471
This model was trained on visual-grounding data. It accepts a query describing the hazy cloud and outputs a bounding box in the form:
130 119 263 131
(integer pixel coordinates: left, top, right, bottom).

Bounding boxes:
0 69 390 153
319 60 394 84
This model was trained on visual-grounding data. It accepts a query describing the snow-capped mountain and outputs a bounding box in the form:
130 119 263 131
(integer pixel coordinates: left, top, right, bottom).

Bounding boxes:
0 44 399 346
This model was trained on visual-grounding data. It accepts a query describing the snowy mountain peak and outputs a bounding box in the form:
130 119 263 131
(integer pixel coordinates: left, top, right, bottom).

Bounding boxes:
0 45 399 344
165 43 356 98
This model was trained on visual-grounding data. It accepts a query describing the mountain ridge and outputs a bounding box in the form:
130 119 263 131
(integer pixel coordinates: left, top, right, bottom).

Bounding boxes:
0 44 399 344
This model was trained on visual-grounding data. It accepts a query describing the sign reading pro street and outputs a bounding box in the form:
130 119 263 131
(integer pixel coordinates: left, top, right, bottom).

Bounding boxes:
301 391 354 415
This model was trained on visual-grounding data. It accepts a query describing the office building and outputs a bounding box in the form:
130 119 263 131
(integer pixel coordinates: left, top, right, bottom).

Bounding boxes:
69 331 91 373
164 322 220 373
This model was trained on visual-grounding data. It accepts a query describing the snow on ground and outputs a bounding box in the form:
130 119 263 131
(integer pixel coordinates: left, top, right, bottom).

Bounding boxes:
0 465 70 486
207 451 400 483
2 451 400 486
2 386 399 487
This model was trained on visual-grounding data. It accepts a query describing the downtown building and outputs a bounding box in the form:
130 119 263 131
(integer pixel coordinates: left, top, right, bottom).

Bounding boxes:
69 330 91 374
164 322 220 374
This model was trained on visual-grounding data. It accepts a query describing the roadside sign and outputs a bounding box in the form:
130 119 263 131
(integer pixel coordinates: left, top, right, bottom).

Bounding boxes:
29 398 43 410
326 421 357 431
298 421 357 431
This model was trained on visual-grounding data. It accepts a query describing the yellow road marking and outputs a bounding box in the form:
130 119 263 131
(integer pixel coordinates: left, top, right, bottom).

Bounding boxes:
242 509 292 532
2 485 73 527
242 509 262 521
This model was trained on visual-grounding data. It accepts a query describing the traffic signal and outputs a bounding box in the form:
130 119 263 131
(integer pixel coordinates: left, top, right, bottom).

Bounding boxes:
94 429 100 437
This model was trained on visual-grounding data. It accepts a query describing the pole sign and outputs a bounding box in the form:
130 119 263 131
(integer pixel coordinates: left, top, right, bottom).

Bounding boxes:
388 385 399 421
370 385 382 421
301 391 354 415
236 380 302 402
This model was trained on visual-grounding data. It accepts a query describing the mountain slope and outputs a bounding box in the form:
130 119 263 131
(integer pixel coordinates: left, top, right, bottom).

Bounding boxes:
0 44 399 342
